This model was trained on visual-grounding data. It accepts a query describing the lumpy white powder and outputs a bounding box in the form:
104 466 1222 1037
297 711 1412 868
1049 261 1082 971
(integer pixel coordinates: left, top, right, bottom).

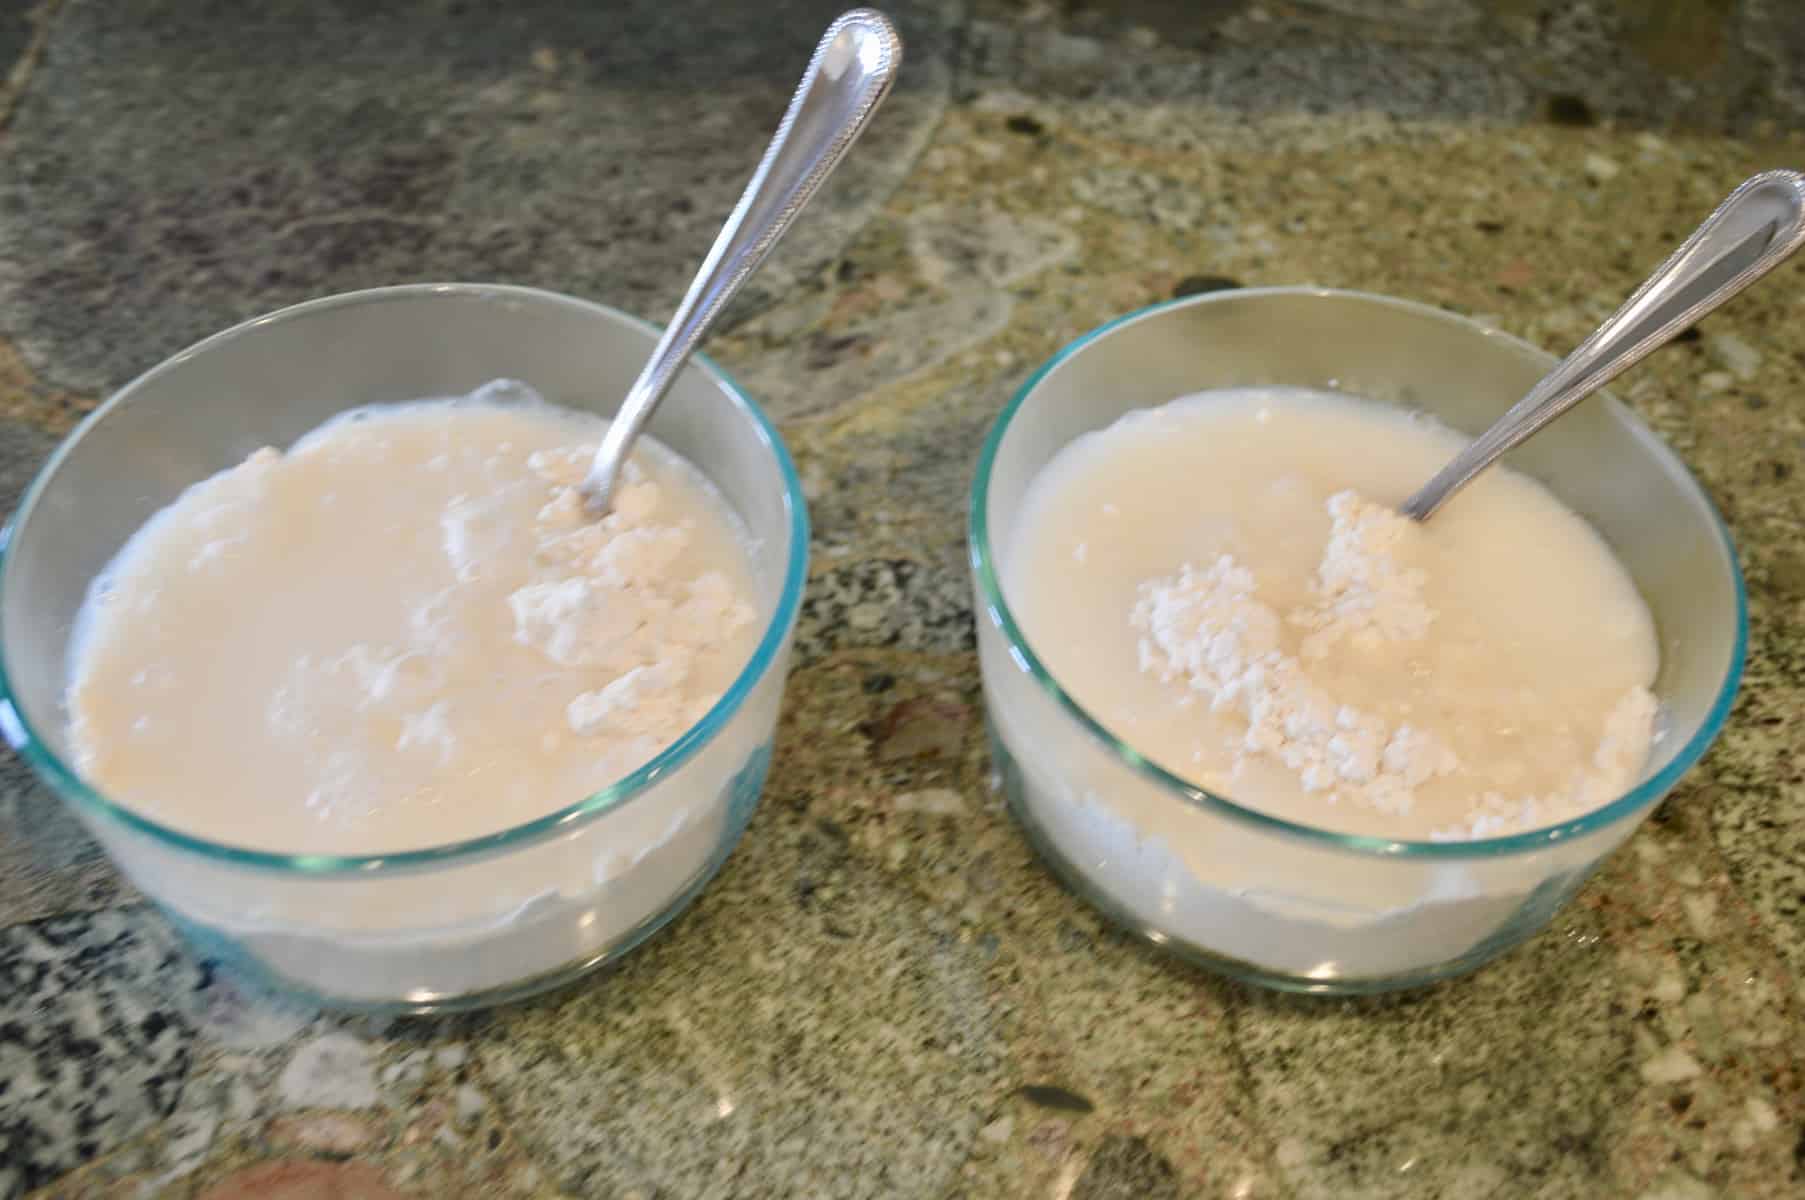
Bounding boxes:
1297 490 1437 654
1006 388 1661 843
1131 490 1654 837
511 444 754 746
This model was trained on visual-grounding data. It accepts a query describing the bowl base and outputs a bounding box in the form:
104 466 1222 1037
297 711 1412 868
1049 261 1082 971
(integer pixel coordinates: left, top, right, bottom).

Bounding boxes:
992 729 1552 996
154 742 770 1015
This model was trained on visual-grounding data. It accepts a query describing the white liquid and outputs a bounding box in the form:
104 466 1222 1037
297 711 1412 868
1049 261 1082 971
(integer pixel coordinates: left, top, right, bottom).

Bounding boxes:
1004 387 1658 840
68 390 759 854
988 387 1662 979
62 384 775 1002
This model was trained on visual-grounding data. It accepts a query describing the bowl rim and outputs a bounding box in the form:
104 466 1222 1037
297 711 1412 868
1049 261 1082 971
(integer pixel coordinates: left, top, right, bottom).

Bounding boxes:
0 282 810 874
967 285 1748 860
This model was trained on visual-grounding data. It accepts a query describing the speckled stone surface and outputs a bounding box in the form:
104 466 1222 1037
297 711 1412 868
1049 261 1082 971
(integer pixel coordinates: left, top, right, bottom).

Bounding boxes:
3 1 1805 1197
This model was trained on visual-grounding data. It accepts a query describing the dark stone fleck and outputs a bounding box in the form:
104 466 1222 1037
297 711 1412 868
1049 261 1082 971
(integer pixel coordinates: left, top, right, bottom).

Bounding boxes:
1793 1125 1804 1175
1072 1134 1181 1200
488 1129 503 1151
1170 274 1242 299
868 696 973 762
1056 920 1092 953
803 331 871 370
1675 326 1702 343
1005 113 1045 136
862 671 897 695
1018 1084 1096 1113
1545 93 1596 126
1475 219 1506 233
1670 1092 1693 1114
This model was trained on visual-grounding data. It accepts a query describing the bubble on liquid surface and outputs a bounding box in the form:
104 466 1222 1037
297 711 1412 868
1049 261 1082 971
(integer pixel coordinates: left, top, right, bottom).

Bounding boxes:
464 378 547 409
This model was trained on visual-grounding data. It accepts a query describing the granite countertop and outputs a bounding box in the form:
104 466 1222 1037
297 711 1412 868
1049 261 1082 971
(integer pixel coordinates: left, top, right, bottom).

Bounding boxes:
2 1 1803 1196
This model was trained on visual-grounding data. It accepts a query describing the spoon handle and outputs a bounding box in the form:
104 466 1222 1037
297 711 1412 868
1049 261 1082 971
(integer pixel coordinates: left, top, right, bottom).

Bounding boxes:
581 9 902 509
1400 169 1805 522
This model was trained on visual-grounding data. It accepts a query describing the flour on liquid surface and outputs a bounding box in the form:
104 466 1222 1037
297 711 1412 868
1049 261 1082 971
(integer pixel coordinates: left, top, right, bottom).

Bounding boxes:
66 382 761 856
1005 386 1660 842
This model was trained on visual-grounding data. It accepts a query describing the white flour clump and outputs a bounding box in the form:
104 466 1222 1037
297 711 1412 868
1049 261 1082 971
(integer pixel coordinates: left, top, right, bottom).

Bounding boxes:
1133 487 1657 833
1295 490 1436 657
1436 687 1661 840
1133 496 1457 816
512 445 755 751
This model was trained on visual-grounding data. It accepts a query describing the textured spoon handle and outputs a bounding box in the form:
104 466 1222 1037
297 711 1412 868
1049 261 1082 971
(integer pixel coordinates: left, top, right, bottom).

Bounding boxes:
581 9 903 511
1401 169 1805 521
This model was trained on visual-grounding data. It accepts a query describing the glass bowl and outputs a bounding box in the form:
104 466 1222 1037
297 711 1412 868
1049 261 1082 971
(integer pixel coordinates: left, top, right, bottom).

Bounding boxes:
0 284 808 1013
970 287 1745 994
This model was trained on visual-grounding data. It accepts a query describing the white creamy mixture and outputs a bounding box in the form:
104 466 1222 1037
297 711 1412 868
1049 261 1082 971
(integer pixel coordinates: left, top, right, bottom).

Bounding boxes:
1004 387 1660 841
67 385 760 855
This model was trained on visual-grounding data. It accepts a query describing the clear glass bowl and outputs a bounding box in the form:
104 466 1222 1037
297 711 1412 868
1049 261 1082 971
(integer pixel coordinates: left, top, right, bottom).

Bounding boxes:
0 284 808 1013
970 287 1745 994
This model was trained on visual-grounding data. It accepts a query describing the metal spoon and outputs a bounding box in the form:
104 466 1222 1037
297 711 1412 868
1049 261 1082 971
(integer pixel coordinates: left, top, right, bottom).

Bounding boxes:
1400 169 1805 522
579 9 903 513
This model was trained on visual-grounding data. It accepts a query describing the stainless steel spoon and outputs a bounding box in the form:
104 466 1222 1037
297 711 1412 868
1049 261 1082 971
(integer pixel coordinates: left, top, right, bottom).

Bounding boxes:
1400 169 1805 522
579 9 903 513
